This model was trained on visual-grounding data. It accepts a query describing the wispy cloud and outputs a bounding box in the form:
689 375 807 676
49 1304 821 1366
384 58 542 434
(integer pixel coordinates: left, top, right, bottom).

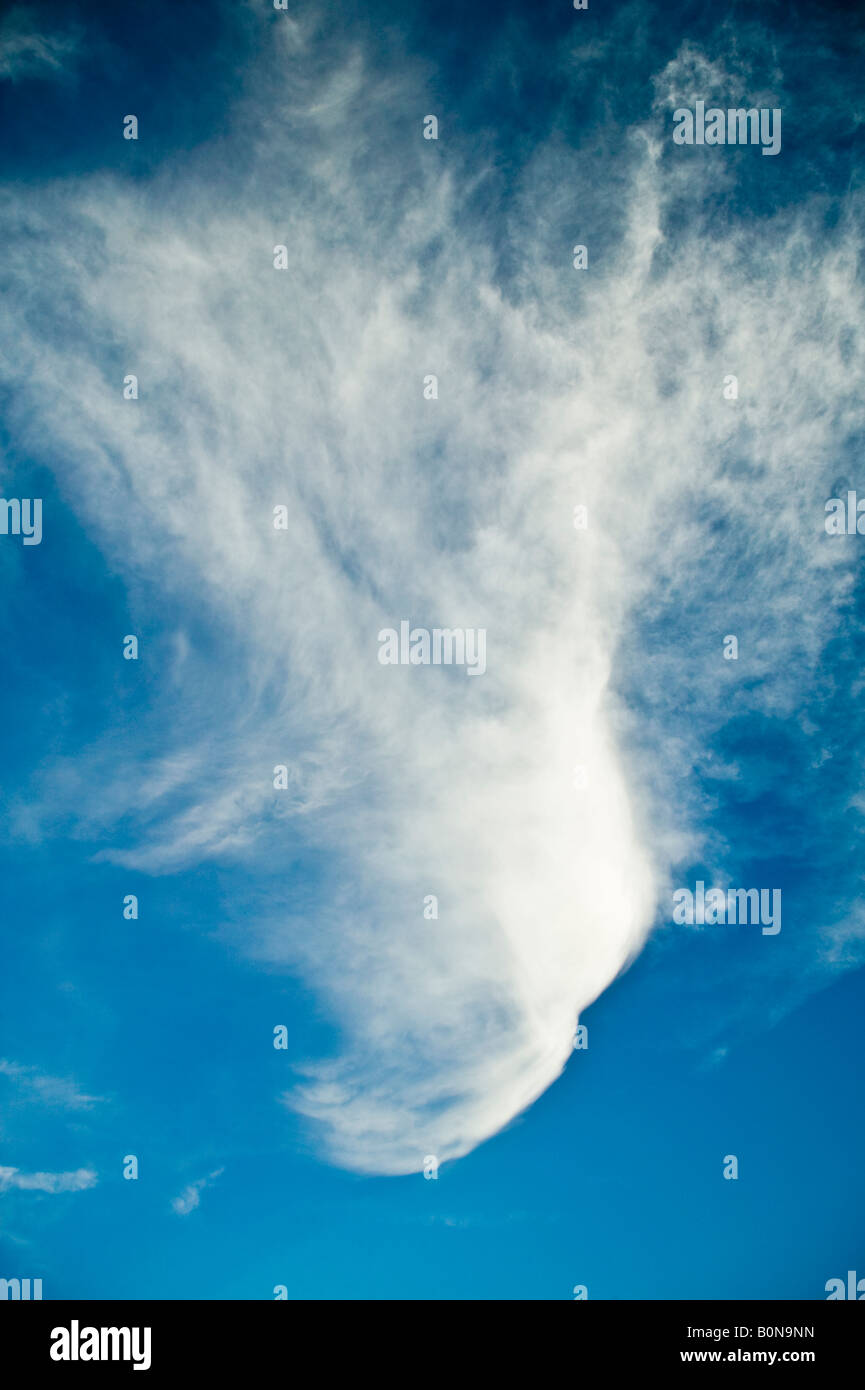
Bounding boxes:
0 7 82 83
1 7 863 1174
171 1168 224 1216
0 1060 105 1110
0 1166 97 1194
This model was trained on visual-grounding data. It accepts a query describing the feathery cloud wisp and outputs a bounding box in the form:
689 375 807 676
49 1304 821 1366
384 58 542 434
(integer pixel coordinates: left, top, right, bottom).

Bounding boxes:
171 1168 224 1216
0 1166 98 1194
0 1060 105 1110
1 11 864 1173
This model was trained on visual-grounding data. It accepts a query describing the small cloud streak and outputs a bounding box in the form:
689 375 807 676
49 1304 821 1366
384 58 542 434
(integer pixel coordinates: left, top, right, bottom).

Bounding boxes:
0 1060 105 1110
0 1165 97 1194
170 1168 224 1216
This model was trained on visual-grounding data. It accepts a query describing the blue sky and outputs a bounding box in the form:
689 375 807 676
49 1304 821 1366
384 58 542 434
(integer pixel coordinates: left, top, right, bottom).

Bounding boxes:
1 0 864 1298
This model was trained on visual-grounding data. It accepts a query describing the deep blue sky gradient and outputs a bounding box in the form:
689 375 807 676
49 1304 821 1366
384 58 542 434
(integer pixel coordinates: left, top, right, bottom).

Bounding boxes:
1 0 863 1298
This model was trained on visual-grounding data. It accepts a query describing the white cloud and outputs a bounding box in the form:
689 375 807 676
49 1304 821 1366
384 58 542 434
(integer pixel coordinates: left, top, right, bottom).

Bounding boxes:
1 17 863 1173
0 1060 105 1110
171 1168 224 1216
0 1166 97 1194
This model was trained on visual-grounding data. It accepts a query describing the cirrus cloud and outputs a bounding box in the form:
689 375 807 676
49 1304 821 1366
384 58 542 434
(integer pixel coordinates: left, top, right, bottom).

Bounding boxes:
1 5 864 1174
